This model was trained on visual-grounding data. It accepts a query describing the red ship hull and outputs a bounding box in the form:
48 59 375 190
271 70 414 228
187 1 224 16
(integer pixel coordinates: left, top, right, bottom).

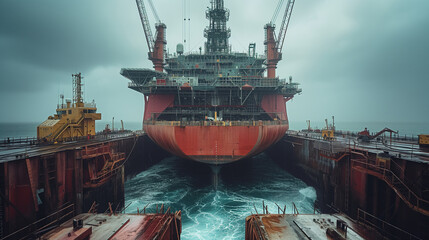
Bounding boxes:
144 123 288 165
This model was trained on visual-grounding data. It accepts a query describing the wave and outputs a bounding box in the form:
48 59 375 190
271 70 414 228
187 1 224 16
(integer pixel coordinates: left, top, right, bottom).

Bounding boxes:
125 155 316 240
299 186 317 200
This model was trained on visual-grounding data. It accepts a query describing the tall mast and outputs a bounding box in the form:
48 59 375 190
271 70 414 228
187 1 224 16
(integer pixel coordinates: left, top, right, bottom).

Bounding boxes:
204 0 231 54
72 73 83 106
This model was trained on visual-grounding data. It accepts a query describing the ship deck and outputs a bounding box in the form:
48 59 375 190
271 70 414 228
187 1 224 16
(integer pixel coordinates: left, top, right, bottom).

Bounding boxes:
285 130 429 163
245 213 383 240
0 132 144 163
41 212 181 240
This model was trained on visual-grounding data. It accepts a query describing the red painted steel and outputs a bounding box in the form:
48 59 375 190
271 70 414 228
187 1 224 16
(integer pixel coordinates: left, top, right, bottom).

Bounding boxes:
143 95 175 120
261 95 288 120
144 123 289 165
152 25 166 72
2 141 128 236
351 167 367 209
265 24 279 79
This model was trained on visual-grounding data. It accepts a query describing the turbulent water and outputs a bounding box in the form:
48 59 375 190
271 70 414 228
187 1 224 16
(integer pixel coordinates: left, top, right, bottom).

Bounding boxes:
124 154 317 240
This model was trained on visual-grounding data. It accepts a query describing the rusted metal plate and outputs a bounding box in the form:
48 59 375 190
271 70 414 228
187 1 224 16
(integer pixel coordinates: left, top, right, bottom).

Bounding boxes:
41 213 181 240
245 214 382 240
45 227 92 240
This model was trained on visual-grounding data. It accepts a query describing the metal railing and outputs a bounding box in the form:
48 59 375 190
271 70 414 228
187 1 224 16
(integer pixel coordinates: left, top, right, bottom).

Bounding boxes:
129 78 301 89
57 102 96 109
1 204 75 240
88 164 124 185
357 208 422 240
1 137 37 145
144 120 288 127
352 159 429 216
81 144 111 157
167 51 266 59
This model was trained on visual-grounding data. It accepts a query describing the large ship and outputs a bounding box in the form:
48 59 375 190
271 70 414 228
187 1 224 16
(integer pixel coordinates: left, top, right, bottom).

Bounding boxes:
121 0 301 165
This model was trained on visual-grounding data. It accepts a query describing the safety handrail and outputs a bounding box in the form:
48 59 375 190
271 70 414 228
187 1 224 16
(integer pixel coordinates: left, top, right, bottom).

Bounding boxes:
1 204 75 240
352 159 429 215
357 208 422 240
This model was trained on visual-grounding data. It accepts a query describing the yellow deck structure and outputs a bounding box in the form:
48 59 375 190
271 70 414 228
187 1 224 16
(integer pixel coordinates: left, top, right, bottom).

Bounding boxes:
419 134 429 147
322 117 335 141
37 73 101 142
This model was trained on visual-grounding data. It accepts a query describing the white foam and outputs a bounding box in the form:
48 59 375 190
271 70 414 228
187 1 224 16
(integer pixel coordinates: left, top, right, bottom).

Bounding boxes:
299 186 317 200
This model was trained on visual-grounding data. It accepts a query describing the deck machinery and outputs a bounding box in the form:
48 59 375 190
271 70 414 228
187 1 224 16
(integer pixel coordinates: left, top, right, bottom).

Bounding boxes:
121 0 301 164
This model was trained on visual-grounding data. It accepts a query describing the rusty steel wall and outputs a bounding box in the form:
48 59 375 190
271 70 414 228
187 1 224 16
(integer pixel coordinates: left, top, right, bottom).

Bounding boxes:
267 136 346 212
122 134 170 179
0 134 170 237
82 166 124 213
267 135 429 239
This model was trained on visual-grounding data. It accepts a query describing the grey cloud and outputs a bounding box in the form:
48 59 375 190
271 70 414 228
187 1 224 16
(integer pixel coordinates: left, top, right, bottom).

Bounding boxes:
0 0 428 123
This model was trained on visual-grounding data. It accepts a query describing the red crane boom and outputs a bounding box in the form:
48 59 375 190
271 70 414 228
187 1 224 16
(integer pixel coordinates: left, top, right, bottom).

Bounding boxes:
265 0 296 78
135 0 166 72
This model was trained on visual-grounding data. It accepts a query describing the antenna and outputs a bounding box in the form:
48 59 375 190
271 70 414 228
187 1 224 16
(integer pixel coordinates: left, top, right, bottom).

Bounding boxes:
60 94 65 108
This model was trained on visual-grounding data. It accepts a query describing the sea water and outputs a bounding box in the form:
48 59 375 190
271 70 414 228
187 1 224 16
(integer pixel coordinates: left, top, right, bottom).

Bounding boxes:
124 154 317 240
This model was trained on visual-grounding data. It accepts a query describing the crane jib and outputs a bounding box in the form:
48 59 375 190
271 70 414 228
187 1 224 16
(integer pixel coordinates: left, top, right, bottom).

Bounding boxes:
136 0 155 52
277 0 295 52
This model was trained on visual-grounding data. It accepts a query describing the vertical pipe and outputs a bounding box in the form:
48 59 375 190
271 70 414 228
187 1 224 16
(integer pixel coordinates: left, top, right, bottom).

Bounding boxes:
265 24 278 78
153 24 166 72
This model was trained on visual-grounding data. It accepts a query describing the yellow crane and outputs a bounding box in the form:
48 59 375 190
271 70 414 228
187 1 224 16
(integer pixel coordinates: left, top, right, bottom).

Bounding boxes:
322 116 335 141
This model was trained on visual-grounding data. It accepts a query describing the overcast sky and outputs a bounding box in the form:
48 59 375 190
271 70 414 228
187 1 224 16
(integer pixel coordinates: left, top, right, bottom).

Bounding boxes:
1 0 428 125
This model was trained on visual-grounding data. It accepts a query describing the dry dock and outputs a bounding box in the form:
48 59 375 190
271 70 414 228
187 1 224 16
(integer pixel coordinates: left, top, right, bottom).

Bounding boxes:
0 132 170 239
266 130 429 239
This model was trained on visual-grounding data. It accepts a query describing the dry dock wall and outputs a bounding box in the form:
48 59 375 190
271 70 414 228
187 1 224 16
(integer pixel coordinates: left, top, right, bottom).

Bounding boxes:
0 134 169 238
122 134 171 179
267 134 429 239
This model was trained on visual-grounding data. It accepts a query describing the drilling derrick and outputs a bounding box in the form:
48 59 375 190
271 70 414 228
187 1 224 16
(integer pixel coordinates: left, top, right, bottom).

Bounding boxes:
72 72 84 107
204 0 231 54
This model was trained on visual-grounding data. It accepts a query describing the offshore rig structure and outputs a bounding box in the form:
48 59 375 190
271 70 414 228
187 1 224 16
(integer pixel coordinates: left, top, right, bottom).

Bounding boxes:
121 0 301 165
37 73 101 142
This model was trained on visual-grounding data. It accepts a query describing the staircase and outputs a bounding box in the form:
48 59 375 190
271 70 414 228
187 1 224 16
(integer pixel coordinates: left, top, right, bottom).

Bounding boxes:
51 115 85 141
351 155 429 216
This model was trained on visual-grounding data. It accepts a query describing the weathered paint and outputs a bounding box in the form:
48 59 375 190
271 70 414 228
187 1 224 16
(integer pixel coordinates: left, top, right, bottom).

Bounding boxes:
143 94 175 120
41 213 181 240
261 95 288 120
144 124 288 164
245 213 379 240
0 140 129 237
267 134 429 239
